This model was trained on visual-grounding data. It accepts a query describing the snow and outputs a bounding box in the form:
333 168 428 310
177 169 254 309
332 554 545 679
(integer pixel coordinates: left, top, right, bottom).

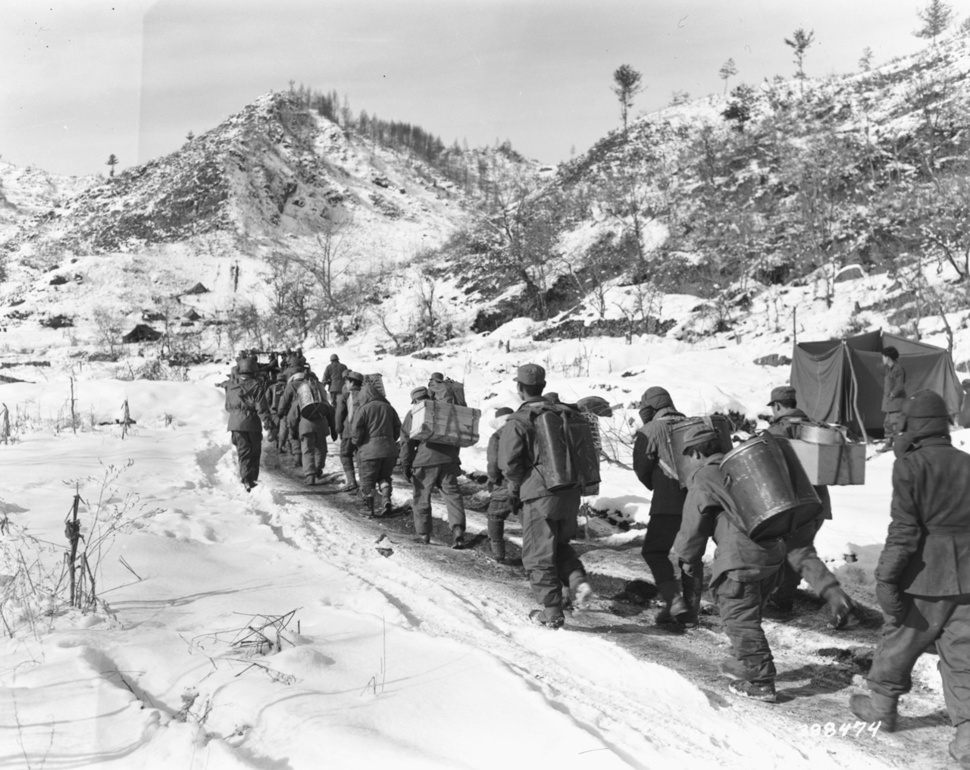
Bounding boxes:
0 320 953 768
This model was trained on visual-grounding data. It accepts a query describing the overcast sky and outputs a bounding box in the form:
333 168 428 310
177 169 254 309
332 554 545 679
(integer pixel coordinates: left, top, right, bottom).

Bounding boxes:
0 0 941 177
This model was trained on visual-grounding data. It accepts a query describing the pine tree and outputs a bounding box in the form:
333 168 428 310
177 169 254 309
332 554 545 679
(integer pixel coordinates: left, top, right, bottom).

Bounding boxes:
859 47 874 72
185 130 195 143
612 64 643 141
784 28 815 80
718 58 738 95
105 154 118 177
915 0 953 45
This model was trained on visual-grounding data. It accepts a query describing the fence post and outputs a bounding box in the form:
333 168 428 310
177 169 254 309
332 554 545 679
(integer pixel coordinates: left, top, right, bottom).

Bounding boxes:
65 486 82 607
121 399 130 440
1 403 8 445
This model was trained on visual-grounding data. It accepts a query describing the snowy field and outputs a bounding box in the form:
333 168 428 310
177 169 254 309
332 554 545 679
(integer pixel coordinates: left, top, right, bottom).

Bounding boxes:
1 321 964 769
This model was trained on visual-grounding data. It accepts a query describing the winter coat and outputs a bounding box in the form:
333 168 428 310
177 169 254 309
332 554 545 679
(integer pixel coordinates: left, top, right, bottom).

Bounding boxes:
882 361 906 413
351 383 401 460
335 382 360 436
495 397 561 502
399 404 461 469
277 374 336 438
323 361 349 394
225 375 271 432
633 408 688 516
876 435 970 596
674 454 786 586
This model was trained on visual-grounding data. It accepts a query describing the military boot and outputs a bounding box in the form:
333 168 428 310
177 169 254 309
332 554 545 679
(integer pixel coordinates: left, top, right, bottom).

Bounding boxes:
656 580 687 624
379 482 393 516
679 570 703 628
339 457 358 493
849 691 898 732
487 517 506 562
950 722 970 767
363 495 375 517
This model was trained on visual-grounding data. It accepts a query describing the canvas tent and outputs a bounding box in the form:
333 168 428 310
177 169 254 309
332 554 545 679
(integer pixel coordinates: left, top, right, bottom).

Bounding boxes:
122 324 163 343
790 330 961 440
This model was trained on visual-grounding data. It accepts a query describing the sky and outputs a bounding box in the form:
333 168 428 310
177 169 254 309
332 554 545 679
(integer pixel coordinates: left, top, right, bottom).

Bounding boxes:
0 0 944 177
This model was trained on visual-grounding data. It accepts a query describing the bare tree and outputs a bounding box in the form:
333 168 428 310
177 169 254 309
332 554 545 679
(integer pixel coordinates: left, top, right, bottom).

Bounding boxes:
105 154 119 178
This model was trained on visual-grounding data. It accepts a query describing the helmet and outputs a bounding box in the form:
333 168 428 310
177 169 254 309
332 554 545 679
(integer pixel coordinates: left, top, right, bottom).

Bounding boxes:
237 357 258 375
330 354 339 362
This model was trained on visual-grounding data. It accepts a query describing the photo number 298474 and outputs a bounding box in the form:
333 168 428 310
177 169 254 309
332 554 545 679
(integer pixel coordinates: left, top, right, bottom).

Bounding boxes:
801 721 882 738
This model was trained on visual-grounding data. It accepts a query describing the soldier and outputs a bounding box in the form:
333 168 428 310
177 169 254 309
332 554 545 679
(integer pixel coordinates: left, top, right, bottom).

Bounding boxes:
498 364 593 628
851 390 970 765
485 407 515 563
879 346 906 452
633 386 700 626
224 356 271 492
335 371 364 492
323 354 349 408
267 371 287 446
400 386 467 548
351 380 402 516
278 367 335 485
674 422 786 702
765 385 855 627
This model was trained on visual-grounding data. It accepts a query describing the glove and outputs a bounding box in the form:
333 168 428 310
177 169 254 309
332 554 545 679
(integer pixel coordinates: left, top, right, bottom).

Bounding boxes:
875 581 906 626
403 465 413 482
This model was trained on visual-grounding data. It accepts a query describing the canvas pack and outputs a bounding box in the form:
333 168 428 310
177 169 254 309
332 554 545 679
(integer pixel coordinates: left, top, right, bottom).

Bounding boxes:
409 400 481 447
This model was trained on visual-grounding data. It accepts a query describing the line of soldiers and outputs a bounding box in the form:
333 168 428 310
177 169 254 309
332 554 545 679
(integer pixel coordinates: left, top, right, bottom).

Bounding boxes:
226 354 970 759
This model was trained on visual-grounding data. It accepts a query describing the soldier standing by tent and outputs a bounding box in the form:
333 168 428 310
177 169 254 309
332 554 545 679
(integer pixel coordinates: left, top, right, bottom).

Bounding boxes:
400 386 467 548
674 423 786 702
335 371 364 492
879 346 906 452
498 364 594 628
850 391 970 765
632 386 701 626
351 381 402 516
224 357 271 492
765 386 855 627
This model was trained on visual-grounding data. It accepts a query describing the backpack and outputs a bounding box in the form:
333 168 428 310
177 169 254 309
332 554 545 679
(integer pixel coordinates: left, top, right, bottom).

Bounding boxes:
530 403 601 493
428 378 466 406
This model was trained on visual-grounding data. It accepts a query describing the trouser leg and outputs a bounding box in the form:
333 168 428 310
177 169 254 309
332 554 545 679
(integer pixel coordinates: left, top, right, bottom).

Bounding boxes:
521 500 561 617
641 514 680 586
411 466 435 535
487 516 506 559
437 463 466 533
715 574 777 684
937 598 970 726
867 594 951 699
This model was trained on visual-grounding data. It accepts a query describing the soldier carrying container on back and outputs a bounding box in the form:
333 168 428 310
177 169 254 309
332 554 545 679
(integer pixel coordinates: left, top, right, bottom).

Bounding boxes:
633 386 701 627
277 366 336 485
224 356 271 492
498 364 595 629
674 422 787 703
400 386 467 548
764 385 855 628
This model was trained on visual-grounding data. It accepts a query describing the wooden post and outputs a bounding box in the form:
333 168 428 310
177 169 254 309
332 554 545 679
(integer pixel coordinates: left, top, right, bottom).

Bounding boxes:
121 399 130 440
793 306 798 345
70 377 77 435
65 486 82 606
1 403 8 445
